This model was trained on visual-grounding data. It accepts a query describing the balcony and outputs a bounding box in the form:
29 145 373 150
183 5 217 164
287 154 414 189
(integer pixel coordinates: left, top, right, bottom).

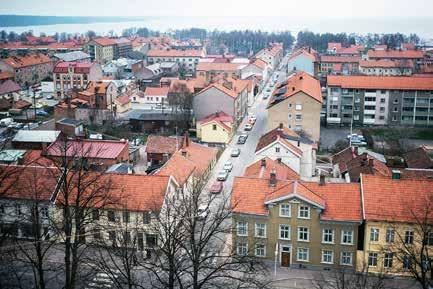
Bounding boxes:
363 118 375 124
364 110 376 115
364 101 376 106
365 92 377 97
327 117 341 124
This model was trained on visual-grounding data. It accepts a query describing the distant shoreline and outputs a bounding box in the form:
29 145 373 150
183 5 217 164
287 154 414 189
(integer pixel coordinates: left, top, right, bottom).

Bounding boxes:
0 15 147 27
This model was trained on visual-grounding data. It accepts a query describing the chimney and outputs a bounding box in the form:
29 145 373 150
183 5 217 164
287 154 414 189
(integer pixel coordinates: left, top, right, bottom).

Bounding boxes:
277 157 282 164
353 146 358 156
368 158 374 167
184 132 189 147
299 75 303 80
392 169 401 180
261 158 266 167
181 149 187 157
269 169 277 187
278 123 283 130
319 174 326 186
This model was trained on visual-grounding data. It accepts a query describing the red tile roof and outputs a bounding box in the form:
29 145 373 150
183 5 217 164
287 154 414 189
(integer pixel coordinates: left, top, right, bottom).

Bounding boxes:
252 58 268 69
327 75 433 90
115 94 131 106
196 62 244 72
198 111 233 125
359 59 414 68
232 177 362 222
198 79 247 99
147 49 204 58
145 135 181 155
46 139 128 160
346 153 391 182
0 71 14 80
361 174 433 223
13 99 32 109
320 55 361 63
403 146 433 169
0 165 60 202
244 157 299 180
86 81 112 94
155 152 196 185
1 54 51 68
331 146 357 165
268 71 322 107
169 79 196 94
23 150 56 167
53 61 94 74
144 86 169 96
179 141 218 178
0 80 21 95
92 37 117 46
289 48 317 62
255 125 303 156
367 49 424 59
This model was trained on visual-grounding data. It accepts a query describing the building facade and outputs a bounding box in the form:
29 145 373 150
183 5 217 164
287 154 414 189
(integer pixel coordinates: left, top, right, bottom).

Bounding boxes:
146 49 205 72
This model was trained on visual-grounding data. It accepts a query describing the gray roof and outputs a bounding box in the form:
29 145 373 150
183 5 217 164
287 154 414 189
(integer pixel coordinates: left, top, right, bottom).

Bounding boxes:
12 130 60 143
358 147 387 163
0 149 26 163
126 109 191 121
106 163 131 174
56 118 82 126
160 62 177 69
54 51 91 62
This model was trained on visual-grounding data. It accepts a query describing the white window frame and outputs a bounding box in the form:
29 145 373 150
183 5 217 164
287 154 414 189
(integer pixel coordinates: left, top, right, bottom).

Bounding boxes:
297 247 309 262
255 243 266 257
384 252 394 268
405 230 414 244
341 230 354 245
255 223 267 238
237 221 248 236
322 228 334 244
298 206 310 219
386 228 395 243
368 252 378 267
295 104 302 111
279 224 291 240
370 228 379 242
279 204 291 217
321 250 334 264
298 226 309 242
340 252 353 266
236 241 248 255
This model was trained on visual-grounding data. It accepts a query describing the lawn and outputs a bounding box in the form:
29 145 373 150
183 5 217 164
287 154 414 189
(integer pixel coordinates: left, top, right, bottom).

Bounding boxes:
364 127 433 140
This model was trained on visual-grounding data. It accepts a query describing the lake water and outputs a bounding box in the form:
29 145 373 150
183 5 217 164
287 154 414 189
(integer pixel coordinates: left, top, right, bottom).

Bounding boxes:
1 16 433 39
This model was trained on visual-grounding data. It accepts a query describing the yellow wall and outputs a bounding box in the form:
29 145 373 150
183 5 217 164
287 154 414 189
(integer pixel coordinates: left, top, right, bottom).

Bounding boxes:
233 198 359 269
197 121 233 144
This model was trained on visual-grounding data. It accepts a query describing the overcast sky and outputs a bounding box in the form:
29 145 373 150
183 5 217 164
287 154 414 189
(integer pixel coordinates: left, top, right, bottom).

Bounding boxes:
1 0 432 18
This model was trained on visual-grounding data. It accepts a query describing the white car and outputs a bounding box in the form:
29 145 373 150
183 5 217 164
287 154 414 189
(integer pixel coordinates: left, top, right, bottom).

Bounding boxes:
223 161 233 172
197 204 208 220
244 123 252 131
217 170 229 181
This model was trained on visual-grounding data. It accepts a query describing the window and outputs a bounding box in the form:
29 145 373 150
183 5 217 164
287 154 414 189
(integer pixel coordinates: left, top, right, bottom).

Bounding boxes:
341 230 354 245
370 228 379 242
288 114 292 120
212 124 217 130
143 211 151 224
322 250 334 264
295 104 302 110
107 210 116 222
298 227 309 241
295 114 302 121
393 98 399 104
255 223 266 238
322 229 334 244
279 204 291 217
40 207 49 218
288 103 292 108
14 204 22 216
295 125 302 131
237 241 248 255
255 243 266 257
123 211 130 223
403 255 412 269
146 234 157 247
384 252 394 268
298 206 310 219
279 224 291 240
405 230 414 244
0 204 4 215
380 98 386 103
92 210 99 221
393 107 398 112
297 248 309 262
341 252 353 265
426 232 433 246
386 228 395 243
237 221 248 236
109 231 116 246
368 252 378 267
275 147 280 153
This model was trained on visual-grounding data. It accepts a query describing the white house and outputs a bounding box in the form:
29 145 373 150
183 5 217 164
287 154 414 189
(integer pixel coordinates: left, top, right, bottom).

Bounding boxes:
140 86 169 105
254 124 317 178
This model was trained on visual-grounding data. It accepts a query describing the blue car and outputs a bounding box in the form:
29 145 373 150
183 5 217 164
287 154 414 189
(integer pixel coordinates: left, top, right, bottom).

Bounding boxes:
36 110 49 116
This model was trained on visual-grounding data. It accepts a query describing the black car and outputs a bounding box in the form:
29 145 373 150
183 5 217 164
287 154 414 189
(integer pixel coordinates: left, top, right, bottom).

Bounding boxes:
237 134 248 144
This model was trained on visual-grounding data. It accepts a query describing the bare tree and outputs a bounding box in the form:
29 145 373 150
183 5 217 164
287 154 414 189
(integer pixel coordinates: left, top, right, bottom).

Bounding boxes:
168 82 193 133
385 195 433 289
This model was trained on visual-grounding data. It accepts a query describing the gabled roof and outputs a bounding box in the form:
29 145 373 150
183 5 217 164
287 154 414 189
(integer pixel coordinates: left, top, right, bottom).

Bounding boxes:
147 49 204 58
244 157 299 181
0 71 14 81
255 125 304 156
86 81 112 94
327 75 433 90
1 54 51 68
265 181 326 208
0 80 21 95
403 146 433 169
331 146 357 165
320 55 360 63
252 58 268 69
145 135 181 155
361 174 433 223
144 86 169 96
92 37 117 46
268 71 322 107
345 153 391 182
198 81 245 99
179 141 218 179
155 152 196 185
198 111 234 128
46 139 128 159
359 59 414 68
289 48 317 62
367 49 424 59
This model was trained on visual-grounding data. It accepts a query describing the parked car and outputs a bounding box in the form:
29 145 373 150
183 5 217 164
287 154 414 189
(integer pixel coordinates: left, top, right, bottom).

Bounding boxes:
217 170 229 181
210 181 223 194
237 135 247 144
244 123 252 131
248 116 257 124
231 148 241 157
262 93 269 99
223 161 233 172
46 95 54 100
197 204 208 220
36 110 49 116
346 133 365 141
